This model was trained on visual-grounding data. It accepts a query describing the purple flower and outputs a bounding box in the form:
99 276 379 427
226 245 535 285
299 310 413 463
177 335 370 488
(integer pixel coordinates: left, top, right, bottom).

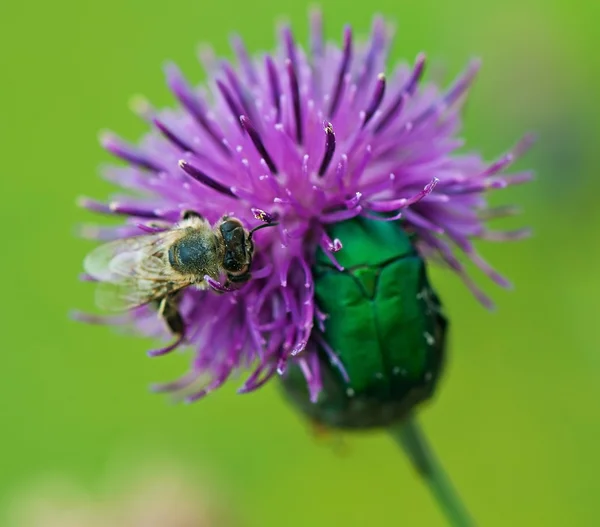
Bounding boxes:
77 11 532 403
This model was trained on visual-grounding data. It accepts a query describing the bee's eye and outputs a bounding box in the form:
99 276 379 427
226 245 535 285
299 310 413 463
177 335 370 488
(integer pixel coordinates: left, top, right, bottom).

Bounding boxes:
220 220 239 234
224 253 242 271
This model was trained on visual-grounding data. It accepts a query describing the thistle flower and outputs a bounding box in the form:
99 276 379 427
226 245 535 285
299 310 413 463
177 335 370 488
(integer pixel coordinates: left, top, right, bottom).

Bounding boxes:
77 11 532 404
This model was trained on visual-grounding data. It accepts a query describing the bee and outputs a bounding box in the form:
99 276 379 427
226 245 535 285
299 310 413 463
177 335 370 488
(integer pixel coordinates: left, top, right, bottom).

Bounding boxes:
84 210 277 348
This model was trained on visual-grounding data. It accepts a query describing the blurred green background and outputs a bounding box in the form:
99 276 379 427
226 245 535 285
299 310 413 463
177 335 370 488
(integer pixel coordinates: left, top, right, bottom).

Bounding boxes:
1 0 599 525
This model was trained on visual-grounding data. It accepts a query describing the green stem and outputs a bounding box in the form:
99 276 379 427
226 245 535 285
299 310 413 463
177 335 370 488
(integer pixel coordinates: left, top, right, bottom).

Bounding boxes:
389 415 475 527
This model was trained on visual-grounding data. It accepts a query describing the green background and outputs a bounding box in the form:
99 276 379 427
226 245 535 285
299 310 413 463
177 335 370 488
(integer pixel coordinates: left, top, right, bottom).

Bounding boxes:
1 0 599 525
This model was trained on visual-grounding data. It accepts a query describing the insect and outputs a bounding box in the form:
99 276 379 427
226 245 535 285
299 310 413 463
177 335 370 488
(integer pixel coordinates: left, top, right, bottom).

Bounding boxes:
280 216 448 430
84 211 277 349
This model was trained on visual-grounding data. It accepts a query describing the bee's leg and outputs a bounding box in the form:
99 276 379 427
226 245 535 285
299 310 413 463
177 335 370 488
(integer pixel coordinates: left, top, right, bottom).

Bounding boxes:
181 210 203 220
159 296 185 335
203 275 231 294
148 296 186 357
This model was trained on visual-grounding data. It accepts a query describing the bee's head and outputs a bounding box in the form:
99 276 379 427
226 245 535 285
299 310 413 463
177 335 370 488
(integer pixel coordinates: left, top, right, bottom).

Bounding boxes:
218 216 278 282
219 218 250 275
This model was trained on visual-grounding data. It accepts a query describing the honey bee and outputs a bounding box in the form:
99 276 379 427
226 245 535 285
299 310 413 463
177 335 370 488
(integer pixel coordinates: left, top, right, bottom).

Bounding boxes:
84 211 277 346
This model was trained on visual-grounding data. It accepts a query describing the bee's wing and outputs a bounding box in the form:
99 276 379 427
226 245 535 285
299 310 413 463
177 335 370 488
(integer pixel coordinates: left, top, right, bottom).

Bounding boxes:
94 278 195 311
84 232 180 282
84 231 196 312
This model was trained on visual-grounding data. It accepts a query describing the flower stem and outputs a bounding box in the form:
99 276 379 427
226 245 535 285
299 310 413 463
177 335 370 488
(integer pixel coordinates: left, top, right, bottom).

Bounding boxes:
389 415 475 527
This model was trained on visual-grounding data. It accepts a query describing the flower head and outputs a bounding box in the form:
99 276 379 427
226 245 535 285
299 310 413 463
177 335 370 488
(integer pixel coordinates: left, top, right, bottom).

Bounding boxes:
77 11 532 403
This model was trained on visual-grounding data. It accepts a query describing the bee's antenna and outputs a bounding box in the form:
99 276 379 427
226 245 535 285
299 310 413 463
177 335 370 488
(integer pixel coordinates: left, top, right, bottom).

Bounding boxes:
249 222 279 240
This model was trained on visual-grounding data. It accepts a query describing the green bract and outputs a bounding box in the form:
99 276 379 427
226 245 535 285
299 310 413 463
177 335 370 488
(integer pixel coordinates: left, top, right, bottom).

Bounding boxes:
281 217 448 429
